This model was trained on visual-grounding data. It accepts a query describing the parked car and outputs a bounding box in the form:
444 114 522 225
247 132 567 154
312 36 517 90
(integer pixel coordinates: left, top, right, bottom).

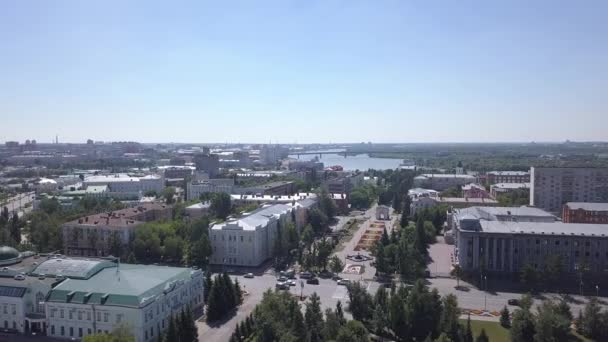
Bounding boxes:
337 279 351 286
244 273 254 278
278 276 288 282
276 282 288 290
281 269 296 279
508 299 520 306
319 270 333 278
306 278 319 285
288 279 297 286
300 271 313 279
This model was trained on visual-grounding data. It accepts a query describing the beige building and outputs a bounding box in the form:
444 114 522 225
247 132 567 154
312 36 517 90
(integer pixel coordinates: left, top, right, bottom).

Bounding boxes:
62 203 173 257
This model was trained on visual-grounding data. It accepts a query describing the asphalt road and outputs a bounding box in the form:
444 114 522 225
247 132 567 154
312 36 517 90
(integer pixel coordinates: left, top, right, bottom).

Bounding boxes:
1 192 34 216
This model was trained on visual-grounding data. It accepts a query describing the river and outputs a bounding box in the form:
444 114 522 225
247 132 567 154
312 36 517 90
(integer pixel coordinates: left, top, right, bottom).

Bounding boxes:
288 153 403 171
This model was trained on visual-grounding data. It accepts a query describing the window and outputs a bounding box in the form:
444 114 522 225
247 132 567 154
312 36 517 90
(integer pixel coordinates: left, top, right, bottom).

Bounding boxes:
61 326 65 336
69 327 74 337
78 311 82 320
12 321 16 329
69 311 73 319
79 328 83 337
51 326 55 335
104 313 109 322
88 328 92 335
11 304 16 315
97 311 101 321
60 309 64 318
87 311 91 320
2 304 6 314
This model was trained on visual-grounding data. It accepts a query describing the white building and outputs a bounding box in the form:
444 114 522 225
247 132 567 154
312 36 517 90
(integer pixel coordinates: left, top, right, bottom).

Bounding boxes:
209 204 294 267
413 174 477 191
41 259 203 342
84 174 164 198
0 248 52 334
530 167 608 213
186 179 235 200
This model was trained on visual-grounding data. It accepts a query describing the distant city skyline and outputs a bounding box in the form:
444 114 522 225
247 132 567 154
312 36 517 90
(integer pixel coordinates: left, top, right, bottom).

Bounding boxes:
1 1 607 143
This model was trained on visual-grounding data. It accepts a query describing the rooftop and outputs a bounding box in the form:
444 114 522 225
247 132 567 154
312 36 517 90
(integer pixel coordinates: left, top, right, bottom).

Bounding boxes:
230 193 317 203
212 204 292 231
455 206 557 221
491 182 530 189
478 221 608 237
30 258 116 280
487 171 529 176
66 203 171 227
565 202 608 211
439 197 498 204
415 174 476 179
46 264 200 308
85 174 161 183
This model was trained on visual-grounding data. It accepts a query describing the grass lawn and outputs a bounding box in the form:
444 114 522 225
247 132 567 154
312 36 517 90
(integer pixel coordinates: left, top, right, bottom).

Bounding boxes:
460 320 509 342
460 319 594 342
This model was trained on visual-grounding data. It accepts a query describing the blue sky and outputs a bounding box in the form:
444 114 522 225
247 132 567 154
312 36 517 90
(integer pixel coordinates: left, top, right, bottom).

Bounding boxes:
1 1 607 143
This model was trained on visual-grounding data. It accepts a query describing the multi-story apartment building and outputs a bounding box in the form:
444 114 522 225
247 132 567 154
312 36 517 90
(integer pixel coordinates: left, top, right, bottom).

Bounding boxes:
194 153 220 178
530 167 608 213
209 204 294 267
485 171 530 184
62 203 173 257
562 202 608 224
413 174 476 191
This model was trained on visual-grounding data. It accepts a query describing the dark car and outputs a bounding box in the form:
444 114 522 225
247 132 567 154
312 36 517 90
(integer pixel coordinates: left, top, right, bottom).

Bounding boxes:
306 278 319 285
508 299 520 306
300 271 313 279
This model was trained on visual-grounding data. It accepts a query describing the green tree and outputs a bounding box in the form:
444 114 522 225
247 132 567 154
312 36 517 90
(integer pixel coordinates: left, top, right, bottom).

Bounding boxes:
305 293 324 342
534 300 571 342
210 192 232 220
511 306 536 342
347 281 374 322
323 308 343 341
463 315 473 342
500 305 511 328
190 234 212 268
439 294 461 342
580 298 603 339
475 329 489 342
520 263 539 292
329 255 345 274
451 264 463 288
336 320 369 342
234 278 243 305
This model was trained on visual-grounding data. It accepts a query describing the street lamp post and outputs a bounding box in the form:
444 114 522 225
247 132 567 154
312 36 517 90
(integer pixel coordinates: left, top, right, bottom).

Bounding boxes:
596 285 599 297
483 275 488 311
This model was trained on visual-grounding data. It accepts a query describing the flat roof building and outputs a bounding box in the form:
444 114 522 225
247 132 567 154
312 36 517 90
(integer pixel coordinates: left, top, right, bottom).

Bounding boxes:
563 202 608 224
413 174 476 191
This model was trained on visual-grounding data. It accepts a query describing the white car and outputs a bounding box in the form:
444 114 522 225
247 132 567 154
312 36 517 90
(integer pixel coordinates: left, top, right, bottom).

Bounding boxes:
244 273 254 278
337 279 351 286
288 279 297 286
275 281 288 290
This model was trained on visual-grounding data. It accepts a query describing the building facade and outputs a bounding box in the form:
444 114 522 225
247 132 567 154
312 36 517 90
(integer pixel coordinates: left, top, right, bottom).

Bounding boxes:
186 179 235 200
209 204 294 267
485 171 530 184
62 203 173 257
413 174 476 191
562 202 608 224
530 167 608 213
42 259 203 342
490 183 530 198
194 153 220 178
84 174 164 198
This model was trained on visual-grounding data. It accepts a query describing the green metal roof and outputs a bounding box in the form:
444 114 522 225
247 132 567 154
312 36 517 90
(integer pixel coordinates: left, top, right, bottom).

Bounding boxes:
31 258 116 280
46 264 200 308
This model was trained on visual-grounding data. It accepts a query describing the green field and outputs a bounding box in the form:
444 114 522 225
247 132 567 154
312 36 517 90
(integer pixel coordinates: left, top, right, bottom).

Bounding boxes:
461 319 594 342
461 320 509 342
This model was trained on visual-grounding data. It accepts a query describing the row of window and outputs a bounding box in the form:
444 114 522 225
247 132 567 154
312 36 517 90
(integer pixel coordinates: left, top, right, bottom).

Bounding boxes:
1 304 16 315
50 308 115 323
51 324 106 337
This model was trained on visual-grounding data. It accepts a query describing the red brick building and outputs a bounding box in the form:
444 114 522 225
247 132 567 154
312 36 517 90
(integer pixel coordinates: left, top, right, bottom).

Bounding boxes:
562 202 608 224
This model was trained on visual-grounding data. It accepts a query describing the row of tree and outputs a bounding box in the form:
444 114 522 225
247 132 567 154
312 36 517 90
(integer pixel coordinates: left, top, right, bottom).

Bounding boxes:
131 216 212 268
206 273 243 322
231 290 369 342
347 279 489 342
160 307 198 342
372 217 434 280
